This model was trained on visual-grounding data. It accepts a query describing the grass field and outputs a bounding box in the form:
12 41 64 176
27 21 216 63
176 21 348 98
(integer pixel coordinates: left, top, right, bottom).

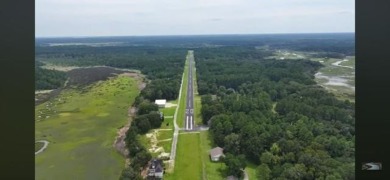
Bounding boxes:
177 57 189 128
193 60 203 125
158 130 174 140
165 133 203 180
35 75 140 180
194 96 203 125
157 140 172 154
160 107 176 129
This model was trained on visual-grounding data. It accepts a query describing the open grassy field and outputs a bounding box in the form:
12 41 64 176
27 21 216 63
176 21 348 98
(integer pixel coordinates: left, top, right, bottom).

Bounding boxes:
177 57 189 128
194 96 203 125
160 107 176 129
158 140 172 154
193 60 203 125
158 130 174 140
165 133 203 180
35 74 140 180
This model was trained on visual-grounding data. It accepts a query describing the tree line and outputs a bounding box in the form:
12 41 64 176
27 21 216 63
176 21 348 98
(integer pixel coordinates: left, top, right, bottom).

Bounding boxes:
35 62 67 90
120 100 162 180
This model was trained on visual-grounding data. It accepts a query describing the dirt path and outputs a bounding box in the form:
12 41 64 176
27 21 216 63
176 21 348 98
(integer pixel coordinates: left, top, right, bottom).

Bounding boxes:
114 125 130 157
243 169 249 180
35 140 49 155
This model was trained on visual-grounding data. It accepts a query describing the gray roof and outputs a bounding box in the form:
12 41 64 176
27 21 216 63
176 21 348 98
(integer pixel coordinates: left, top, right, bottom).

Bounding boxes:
210 147 224 157
149 159 164 173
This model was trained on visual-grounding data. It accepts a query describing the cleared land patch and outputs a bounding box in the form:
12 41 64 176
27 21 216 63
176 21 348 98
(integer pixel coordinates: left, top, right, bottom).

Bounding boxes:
35 74 140 180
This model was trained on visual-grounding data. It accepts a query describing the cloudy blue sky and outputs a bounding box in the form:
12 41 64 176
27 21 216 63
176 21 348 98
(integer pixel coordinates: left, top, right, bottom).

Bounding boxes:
36 0 354 37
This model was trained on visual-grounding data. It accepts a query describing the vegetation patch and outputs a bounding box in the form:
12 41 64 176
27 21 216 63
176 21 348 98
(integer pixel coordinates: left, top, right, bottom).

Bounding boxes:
35 75 140 180
66 67 127 86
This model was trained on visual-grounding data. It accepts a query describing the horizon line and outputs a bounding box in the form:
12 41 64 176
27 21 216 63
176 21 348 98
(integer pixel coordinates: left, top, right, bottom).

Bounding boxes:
35 32 355 38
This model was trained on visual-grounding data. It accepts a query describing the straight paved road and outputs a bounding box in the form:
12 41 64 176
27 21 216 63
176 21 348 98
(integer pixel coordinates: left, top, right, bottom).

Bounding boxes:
185 50 195 131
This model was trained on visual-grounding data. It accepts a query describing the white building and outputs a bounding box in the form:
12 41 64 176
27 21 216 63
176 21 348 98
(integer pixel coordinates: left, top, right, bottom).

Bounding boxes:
154 99 166 108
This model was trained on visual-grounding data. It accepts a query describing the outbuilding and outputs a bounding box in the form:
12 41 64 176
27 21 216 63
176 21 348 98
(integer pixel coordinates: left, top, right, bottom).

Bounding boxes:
209 147 225 161
154 99 166 108
147 159 164 179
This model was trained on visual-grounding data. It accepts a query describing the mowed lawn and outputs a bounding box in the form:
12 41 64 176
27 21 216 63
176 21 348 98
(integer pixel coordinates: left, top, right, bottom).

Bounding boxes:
35 75 140 180
165 133 203 180
160 106 176 130
192 60 203 125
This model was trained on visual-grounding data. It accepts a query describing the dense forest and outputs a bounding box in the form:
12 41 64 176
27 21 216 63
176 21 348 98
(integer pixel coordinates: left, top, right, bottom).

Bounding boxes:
195 47 355 179
35 62 67 90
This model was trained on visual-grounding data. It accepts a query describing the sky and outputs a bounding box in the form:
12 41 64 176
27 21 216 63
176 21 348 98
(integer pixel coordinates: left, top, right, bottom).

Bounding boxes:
36 0 355 37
